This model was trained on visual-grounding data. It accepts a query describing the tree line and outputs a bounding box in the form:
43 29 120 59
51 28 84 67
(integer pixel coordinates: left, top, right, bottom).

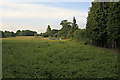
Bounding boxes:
42 17 83 39
42 17 87 42
42 2 120 49
0 30 37 38
86 2 120 48
0 17 86 43
0 1 119 49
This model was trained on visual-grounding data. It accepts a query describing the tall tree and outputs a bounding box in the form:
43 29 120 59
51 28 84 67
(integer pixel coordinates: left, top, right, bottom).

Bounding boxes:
67 17 78 38
107 2 120 48
47 25 51 32
57 20 72 38
86 1 120 48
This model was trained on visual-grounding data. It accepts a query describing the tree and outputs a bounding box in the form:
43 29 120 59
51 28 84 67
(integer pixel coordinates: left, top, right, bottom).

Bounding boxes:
16 30 23 36
0 31 5 38
42 25 60 37
86 2 108 47
47 25 51 32
4 31 16 37
50 29 59 37
67 17 78 38
55 20 72 38
107 2 120 48
34 33 39 37
39 33 43 36
86 1 120 48
16 30 37 36
42 33 49 37
73 29 86 41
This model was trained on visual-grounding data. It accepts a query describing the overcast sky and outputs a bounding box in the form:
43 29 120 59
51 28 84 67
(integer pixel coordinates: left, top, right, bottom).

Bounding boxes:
0 1 92 33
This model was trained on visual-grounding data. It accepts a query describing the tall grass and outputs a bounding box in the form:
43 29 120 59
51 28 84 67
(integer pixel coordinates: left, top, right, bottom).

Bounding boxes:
2 37 118 78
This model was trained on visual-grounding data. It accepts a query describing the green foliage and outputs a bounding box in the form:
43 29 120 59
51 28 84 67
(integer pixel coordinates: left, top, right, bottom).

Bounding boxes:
73 29 86 41
2 37 118 78
86 2 120 48
42 25 59 37
43 20 72 38
0 31 5 38
42 29 59 37
4 31 16 38
107 2 120 48
47 25 51 32
50 17 78 38
50 29 60 37
34 33 39 37
57 20 72 38
73 29 91 45
39 33 43 36
16 30 37 36
42 33 49 37
67 17 78 38
0 30 37 38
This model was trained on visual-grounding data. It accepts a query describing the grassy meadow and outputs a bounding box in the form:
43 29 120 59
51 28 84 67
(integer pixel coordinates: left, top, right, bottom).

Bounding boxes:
2 36 118 78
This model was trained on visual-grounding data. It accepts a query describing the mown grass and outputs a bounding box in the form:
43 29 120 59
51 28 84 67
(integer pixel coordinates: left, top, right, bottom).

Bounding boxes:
2 36 118 78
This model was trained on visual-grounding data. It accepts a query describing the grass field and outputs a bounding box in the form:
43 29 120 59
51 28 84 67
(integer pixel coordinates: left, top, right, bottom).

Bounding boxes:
2 36 118 78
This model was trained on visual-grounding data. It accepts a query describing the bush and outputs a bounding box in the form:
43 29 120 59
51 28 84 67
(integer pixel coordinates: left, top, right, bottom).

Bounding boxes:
34 33 39 37
73 29 86 41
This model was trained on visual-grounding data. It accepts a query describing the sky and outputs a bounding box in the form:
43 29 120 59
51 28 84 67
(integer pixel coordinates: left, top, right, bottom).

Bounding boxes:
0 1 92 33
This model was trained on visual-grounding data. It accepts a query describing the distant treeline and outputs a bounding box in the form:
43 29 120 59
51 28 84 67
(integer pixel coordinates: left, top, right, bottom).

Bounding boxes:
0 30 38 38
0 1 120 49
42 17 82 39
42 17 87 41
42 17 89 44
0 17 87 44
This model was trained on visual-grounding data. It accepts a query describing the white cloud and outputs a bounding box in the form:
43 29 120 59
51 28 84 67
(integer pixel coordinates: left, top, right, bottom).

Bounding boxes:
1 2 87 19
0 2 88 32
